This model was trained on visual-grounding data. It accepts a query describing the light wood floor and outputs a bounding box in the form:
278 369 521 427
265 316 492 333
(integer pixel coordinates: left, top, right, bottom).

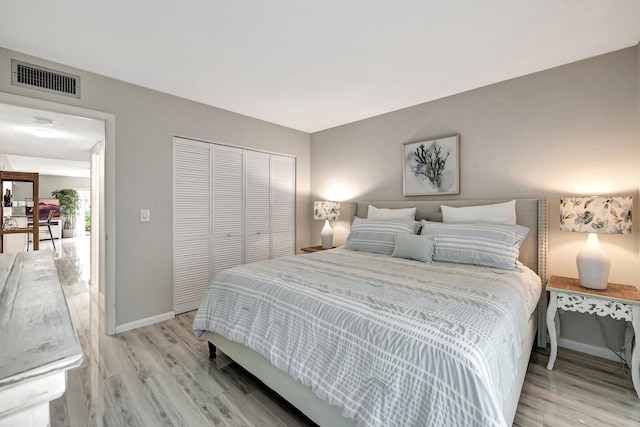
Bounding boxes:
49 237 640 426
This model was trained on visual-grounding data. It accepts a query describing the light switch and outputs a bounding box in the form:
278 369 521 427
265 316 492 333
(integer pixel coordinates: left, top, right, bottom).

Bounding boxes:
141 209 150 222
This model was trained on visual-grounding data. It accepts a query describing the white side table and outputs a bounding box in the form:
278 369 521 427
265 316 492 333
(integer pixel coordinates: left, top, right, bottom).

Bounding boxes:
546 275 640 398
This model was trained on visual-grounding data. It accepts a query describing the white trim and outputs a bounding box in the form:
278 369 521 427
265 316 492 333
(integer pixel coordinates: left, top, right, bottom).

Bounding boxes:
558 337 621 363
173 134 296 159
115 311 175 334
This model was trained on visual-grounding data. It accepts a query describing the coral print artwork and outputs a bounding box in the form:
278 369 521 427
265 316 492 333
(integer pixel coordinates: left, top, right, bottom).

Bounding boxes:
403 134 460 196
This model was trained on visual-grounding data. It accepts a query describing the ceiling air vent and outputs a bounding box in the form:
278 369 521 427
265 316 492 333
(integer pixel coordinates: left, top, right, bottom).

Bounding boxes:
11 59 81 99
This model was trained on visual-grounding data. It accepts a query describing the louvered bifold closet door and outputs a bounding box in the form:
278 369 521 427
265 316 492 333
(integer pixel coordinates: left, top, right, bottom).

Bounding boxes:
270 155 295 258
173 138 212 314
244 151 271 264
212 145 244 275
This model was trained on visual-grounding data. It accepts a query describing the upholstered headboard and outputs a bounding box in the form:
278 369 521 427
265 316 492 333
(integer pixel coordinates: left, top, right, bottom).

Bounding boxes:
354 199 549 347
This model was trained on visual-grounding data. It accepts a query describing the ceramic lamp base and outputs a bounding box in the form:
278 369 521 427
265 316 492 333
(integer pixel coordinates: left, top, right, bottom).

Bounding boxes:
320 219 333 249
576 233 610 290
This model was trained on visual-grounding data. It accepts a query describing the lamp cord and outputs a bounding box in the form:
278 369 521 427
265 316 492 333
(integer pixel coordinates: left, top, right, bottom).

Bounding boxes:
594 315 632 376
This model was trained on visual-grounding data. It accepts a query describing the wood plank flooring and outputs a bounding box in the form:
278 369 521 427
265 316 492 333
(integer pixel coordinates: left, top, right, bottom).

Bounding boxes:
49 237 640 426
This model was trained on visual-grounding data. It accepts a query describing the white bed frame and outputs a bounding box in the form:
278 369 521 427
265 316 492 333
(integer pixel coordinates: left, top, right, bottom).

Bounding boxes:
204 198 548 426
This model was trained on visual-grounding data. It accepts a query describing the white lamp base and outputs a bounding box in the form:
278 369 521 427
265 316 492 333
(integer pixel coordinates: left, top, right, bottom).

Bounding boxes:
576 233 610 290
320 219 333 249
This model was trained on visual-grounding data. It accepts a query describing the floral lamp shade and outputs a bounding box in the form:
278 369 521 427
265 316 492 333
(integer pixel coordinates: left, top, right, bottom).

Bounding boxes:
314 201 341 221
560 196 632 290
560 197 632 234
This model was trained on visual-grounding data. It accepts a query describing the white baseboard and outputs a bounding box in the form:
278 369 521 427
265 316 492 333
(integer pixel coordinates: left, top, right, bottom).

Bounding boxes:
115 311 175 334
558 337 621 362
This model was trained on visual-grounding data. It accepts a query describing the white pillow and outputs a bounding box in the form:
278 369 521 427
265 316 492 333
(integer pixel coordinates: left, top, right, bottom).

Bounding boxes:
368 205 417 220
441 200 516 224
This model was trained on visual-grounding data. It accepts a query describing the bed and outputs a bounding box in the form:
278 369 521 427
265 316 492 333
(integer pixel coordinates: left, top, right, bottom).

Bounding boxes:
193 199 548 427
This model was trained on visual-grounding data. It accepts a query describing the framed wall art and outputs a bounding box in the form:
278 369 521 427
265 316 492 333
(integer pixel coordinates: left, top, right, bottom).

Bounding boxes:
402 134 460 196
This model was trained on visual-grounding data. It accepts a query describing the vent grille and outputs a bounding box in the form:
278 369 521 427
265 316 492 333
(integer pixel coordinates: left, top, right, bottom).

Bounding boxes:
11 59 81 98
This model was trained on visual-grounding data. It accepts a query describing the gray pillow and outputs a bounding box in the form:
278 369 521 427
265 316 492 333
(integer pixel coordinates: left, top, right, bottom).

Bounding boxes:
420 220 529 270
345 218 421 255
391 234 436 262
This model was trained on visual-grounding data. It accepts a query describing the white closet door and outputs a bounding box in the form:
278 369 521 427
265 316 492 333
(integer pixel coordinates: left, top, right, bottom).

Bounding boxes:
173 137 212 314
174 138 296 315
270 155 295 258
245 150 271 264
212 144 244 275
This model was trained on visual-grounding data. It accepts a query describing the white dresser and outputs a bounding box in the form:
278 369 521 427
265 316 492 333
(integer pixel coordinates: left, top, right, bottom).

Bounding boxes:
0 250 82 426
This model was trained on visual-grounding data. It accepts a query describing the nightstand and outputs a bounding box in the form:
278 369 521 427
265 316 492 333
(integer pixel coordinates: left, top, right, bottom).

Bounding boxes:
300 245 335 254
546 275 640 398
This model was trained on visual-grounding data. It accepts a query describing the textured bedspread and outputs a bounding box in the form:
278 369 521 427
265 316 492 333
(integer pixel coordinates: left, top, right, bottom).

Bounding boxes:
193 248 541 427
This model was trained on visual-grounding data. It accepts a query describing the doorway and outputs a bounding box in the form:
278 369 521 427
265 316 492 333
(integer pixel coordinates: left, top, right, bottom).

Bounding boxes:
0 91 115 335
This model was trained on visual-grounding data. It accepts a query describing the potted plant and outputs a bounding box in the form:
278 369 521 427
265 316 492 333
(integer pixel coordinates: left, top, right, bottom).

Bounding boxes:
85 209 91 233
51 189 80 238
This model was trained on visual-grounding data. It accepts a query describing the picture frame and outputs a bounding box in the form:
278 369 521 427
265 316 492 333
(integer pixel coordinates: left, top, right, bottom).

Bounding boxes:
402 134 460 196
26 198 61 220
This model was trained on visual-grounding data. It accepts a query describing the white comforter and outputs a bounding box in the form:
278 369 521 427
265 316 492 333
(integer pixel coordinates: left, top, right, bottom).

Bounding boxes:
193 248 541 427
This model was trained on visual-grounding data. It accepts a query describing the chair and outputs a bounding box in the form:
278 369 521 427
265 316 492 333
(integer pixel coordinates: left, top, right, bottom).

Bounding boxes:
45 209 57 251
27 210 57 251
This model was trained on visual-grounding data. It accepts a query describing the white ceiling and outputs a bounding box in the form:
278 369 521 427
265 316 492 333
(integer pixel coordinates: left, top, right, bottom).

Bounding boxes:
4 155 92 178
0 1 638 133
0 103 103 177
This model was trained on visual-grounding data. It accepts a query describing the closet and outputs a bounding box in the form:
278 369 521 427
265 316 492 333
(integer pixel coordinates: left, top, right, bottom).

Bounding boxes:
173 137 295 314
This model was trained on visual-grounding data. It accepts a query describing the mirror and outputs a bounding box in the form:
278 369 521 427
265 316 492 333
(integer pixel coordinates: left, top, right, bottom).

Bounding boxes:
3 181 33 216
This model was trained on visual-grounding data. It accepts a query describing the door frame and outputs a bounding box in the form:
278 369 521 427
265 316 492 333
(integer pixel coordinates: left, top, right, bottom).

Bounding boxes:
0 91 116 335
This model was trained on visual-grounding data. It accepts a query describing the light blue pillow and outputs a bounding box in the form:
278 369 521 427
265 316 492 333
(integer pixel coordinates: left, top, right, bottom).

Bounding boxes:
345 218 421 255
420 220 529 270
391 234 436 262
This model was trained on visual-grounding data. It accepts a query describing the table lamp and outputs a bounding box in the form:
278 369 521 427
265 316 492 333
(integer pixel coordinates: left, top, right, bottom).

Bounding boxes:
314 201 341 249
560 196 632 289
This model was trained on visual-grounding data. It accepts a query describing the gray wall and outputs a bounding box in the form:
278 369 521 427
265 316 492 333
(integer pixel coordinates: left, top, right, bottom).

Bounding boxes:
39 175 90 199
311 46 640 355
0 47 311 326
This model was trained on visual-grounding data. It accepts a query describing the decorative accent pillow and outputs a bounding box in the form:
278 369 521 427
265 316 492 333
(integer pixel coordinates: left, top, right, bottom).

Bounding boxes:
391 234 436 263
420 220 529 270
368 205 417 220
345 217 421 255
441 200 517 224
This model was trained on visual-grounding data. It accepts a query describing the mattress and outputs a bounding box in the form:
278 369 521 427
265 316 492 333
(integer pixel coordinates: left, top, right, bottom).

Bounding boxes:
193 248 541 427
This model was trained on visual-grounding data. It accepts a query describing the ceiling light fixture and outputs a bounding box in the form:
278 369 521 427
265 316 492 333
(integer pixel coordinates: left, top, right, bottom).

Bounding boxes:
34 117 54 126
28 116 57 138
